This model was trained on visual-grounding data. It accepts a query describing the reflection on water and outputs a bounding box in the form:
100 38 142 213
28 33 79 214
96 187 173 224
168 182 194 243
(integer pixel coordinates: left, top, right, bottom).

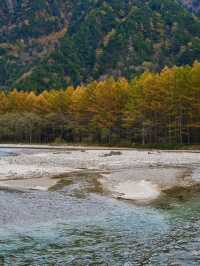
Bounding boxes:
0 152 200 265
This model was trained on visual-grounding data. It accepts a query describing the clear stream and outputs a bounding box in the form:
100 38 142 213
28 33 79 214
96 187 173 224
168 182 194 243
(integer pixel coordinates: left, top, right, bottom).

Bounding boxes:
0 150 200 265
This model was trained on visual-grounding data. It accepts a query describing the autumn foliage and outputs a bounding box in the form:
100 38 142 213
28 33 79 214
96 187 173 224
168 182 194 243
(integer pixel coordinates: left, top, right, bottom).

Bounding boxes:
0 62 200 145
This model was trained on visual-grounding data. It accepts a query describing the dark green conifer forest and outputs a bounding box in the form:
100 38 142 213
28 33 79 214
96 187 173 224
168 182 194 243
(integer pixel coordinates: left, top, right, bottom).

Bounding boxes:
1 0 200 91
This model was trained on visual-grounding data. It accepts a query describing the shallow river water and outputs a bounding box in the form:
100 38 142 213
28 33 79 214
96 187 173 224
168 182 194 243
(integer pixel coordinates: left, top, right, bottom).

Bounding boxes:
0 150 200 265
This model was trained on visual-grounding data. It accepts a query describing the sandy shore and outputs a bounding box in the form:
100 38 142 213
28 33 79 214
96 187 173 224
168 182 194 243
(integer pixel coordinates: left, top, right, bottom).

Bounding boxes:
0 145 200 200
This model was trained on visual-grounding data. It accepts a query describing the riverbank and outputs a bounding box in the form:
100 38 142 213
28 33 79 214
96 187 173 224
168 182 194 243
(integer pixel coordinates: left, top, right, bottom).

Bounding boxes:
1 143 200 151
0 146 200 202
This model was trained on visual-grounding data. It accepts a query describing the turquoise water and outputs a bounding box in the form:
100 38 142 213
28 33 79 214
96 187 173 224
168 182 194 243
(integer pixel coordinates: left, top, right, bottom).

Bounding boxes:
0 151 200 265
1 190 200 265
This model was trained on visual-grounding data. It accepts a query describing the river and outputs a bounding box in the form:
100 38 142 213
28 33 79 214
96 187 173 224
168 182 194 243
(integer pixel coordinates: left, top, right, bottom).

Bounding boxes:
0 149 200 265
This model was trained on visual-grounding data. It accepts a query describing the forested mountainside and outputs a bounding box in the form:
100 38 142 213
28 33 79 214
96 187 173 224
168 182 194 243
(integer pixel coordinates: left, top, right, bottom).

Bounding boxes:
180 0 200 14
1 0 200 91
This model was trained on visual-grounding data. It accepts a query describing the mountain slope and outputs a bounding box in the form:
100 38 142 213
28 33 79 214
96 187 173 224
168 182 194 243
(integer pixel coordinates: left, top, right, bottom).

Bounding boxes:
180 0 200 13
1 0 200 91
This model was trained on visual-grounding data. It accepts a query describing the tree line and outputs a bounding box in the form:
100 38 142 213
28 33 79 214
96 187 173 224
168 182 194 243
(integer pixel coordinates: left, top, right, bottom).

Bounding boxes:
0 62 200 146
